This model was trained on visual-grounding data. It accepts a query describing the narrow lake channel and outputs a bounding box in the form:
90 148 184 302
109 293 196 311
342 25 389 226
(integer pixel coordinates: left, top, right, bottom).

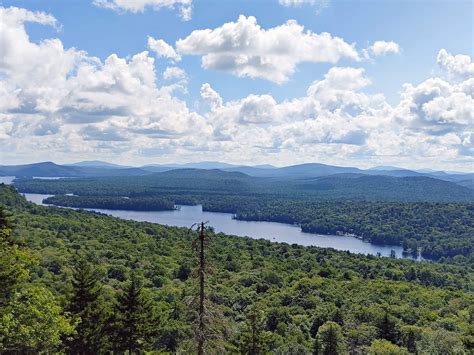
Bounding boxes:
16 189 417 260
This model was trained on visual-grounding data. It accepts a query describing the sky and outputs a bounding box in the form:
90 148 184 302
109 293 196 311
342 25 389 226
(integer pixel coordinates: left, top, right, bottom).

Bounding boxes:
0 0 473 171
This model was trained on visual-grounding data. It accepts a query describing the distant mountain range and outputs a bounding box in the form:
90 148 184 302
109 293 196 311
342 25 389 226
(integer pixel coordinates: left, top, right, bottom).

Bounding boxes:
1 160 472 189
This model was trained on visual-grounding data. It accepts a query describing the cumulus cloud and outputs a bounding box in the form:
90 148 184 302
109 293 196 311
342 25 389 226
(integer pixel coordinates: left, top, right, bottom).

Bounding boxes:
200 83 222 109
437 49 474 81
93 0 192 20
176 15 359 83
147 37 181 61
163 66 186 80
364 40 400 58
397 77 473 137
0 6 209 162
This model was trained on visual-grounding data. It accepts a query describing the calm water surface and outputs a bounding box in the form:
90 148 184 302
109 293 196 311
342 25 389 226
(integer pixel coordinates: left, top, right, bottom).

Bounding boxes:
20 192 415 259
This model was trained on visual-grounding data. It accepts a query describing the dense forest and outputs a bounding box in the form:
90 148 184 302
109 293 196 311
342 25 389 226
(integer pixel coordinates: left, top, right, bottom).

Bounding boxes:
14 170 474 261
0 184 473 353
13 169 474 202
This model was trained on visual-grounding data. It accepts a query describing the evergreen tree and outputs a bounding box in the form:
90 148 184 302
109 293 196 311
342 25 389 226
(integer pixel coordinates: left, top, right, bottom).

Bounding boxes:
66 257 106 354
379 312 398 343
332 309 344 326
240 306 266 354
113 275 156 353
0 205 13 240
315 321 346 355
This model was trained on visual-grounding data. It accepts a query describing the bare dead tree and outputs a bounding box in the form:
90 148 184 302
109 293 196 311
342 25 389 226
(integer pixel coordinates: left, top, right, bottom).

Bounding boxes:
187 221 227 354
189 221 210 355
197 222 206 355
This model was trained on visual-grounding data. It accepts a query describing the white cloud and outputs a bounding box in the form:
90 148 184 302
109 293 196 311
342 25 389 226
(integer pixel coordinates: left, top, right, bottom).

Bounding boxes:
176 15 359 83
364 40 400 58
0 6 57 27
163 66 186 80
93 0 192 20
200 83 222 109
278 0 330 14
147 36 181 61
397 77 474 135
238 95 278 124
437 48 474 81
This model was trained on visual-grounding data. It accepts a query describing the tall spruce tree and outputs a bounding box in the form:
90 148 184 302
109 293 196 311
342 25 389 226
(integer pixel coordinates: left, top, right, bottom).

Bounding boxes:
315 321 346 355
66 257 106 354
114 275 156 353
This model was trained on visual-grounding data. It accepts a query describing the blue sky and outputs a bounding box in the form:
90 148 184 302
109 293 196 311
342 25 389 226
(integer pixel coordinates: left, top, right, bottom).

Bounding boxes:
0 0 473 170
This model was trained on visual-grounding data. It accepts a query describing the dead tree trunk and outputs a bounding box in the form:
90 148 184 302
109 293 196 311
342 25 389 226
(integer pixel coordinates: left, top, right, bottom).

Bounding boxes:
198 222 206 355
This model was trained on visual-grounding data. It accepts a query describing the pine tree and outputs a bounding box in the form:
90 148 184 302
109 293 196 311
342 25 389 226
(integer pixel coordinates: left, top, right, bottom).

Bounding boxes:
66 257 106 354
315 321 346 355
379 312 398 343
114 275 156 353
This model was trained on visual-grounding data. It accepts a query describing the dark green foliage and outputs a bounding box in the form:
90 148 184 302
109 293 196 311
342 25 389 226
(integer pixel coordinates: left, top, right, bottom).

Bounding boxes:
239 306 266 354
14 170 474 203
0 185 472 353
379 312 398 343
0 205 13 239
113 276 157 353
0 195 73 352
315 321 346 354
66 258 108 354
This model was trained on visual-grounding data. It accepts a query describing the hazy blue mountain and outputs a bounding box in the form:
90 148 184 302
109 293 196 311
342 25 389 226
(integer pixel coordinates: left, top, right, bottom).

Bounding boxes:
67 160 131 169
369 165 405 171
0 162 82 177
2 161 472 189
0 162 148 177
222 163 363 178
142 161 241 171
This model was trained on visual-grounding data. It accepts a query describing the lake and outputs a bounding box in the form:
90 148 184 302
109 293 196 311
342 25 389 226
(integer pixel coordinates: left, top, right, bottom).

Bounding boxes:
19 191 416 259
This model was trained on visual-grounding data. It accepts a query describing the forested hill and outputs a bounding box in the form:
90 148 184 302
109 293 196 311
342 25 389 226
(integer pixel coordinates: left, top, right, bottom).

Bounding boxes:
0 185 473 353
14 169 474 202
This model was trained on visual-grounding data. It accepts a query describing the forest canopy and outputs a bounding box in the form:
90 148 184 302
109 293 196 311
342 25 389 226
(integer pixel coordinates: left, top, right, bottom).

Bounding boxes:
0 184 473 353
